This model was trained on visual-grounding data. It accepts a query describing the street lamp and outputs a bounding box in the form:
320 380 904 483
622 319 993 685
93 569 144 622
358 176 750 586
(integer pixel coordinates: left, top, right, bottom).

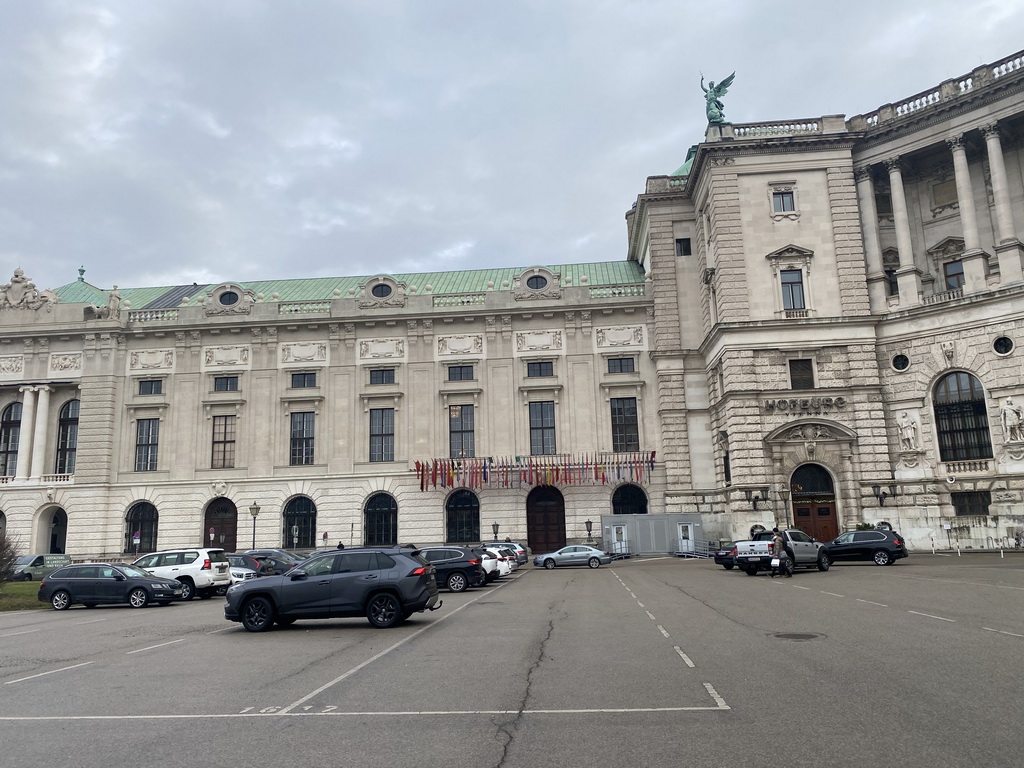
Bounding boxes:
778 486 791 528
249 503 261 549
584 519 593 541
491 522 500 540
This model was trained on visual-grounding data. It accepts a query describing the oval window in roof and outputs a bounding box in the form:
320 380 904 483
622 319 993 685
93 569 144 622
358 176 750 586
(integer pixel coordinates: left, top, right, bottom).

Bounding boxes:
219 291 239 306
371 284 392 298
526 275 547 290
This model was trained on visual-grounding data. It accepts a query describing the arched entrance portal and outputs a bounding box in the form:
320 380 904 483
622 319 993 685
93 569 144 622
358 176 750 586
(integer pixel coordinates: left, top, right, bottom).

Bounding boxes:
526 486 565 554
203 498 238 552
788 464 839 542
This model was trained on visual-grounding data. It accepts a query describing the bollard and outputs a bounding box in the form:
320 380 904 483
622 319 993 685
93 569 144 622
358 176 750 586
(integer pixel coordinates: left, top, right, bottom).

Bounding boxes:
955 538 961 557
931 535 935 555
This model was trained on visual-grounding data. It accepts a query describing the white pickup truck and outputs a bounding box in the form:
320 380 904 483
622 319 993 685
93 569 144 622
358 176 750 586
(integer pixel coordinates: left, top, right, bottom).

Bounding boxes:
733 529 830 575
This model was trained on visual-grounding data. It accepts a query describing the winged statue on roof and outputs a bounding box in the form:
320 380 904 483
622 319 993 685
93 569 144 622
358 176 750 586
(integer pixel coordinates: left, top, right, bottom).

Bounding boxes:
700 71 736 124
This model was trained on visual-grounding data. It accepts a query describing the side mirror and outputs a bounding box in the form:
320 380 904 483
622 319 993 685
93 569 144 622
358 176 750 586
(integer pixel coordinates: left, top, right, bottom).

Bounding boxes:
289 570 307 581
114 572 126 581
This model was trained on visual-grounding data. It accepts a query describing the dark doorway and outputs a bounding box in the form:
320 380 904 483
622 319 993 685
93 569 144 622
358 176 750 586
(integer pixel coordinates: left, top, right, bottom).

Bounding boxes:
526 486 565 554
49 508 67 554
203 499 238 552
789 464 839 542
612 484 648 515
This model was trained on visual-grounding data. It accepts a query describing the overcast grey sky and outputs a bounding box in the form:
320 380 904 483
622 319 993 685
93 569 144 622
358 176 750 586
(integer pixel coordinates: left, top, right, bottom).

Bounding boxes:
1 1 1021 291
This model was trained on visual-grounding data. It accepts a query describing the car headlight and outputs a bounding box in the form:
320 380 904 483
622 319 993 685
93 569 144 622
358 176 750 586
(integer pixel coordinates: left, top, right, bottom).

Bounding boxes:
151 583 167 589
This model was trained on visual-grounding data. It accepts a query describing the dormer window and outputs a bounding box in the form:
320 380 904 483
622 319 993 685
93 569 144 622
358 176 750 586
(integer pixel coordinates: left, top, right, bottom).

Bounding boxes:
219 291 239 306
371 284 393 299
526 275 547 290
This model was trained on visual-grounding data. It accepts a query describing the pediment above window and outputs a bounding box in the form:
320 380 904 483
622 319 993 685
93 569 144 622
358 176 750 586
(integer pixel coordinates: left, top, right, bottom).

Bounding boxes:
927 237 966 260
765 244 814 266
359 276 407 309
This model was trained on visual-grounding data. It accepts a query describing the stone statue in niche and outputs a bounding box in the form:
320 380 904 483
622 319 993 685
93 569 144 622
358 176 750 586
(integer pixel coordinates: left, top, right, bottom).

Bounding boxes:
897 412 919 451
1000 396 1024 442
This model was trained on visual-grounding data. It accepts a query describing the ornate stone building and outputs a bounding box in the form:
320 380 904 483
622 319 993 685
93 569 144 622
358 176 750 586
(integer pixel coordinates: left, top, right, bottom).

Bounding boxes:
1 50 1023 558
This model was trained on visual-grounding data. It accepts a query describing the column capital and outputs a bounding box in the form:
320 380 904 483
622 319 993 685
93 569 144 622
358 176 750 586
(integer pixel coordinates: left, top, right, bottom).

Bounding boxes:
853 166 874 183
884 156 903 173
946 134 966 152
981 122 1000 139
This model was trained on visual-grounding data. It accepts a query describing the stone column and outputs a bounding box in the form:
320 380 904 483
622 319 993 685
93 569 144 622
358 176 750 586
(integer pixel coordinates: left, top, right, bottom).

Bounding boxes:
30 385 51 479
981 123 1024 284
886 158 922 307
947 135 987 294
15 386 36 481
855 166 888 312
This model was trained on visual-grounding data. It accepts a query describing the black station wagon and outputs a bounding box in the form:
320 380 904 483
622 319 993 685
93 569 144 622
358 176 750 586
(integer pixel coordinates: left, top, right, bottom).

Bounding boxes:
38 563 184 610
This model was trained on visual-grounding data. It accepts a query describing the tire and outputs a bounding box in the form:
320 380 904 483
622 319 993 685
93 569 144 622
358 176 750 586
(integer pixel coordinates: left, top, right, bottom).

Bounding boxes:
366 593 402 629
198 591 213 600
128 588 149 609
178 579 195 601
51 590 72 610
744 565 759 576
723 564 735 570
447 572 468 592
817 553 831 571
587 557 601 569
240 596 275 632
23 574 32 582
275 617 297 627
873 550 892 566
544 559 556 570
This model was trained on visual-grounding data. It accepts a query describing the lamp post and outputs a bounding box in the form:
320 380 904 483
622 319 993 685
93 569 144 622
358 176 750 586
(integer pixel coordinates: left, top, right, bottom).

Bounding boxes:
249 503 261 549
778 486 791 528
585 519 593 542
491 522 500 540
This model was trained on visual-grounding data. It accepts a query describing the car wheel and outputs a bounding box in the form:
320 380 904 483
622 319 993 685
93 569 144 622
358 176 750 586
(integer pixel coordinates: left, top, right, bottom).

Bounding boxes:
240 597 275 632
23 574 32 582
587 557 601 569
366 593 402 628
128 588 149 609
178 579 195 601
723 564 734 570
817 553 830 571
51 590 72 610
873 550 892 566
744 566 758 576
275 617 297 627
447 572 468 592
544 559 556 570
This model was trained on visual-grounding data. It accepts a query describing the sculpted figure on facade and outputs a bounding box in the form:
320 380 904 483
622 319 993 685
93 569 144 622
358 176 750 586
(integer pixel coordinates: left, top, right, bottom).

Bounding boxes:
700 71 735 124
1001 397 1024 442
1 269 58 311
897 411 919 451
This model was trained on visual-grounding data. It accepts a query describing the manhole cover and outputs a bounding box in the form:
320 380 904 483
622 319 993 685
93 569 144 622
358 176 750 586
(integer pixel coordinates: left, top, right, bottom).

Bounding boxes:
772 632 823 641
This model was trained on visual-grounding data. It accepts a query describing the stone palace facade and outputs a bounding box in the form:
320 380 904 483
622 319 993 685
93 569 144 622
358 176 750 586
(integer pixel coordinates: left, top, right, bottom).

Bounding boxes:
2 49 1024 558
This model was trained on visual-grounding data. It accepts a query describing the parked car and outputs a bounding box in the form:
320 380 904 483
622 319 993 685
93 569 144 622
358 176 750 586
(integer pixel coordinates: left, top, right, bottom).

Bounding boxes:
224 547 442 631
419 546 487 592
714 542 739 570
11 553 71 581
132 548 232 600
226 553 270 576
533 545 613 569
38 562 184 610
249 554 298 576
482 547 513 579
244 548 305 564
480 541 529 565
824 530 909 565
733 529 830 575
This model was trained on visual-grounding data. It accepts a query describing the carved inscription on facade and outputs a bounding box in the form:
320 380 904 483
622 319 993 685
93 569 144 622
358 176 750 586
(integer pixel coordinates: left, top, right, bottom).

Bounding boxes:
437 335 483 356
596 326 645 347
763 396 847 415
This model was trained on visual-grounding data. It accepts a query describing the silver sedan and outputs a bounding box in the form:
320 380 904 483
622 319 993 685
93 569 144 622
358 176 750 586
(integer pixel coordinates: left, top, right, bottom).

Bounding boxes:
533 545 612 569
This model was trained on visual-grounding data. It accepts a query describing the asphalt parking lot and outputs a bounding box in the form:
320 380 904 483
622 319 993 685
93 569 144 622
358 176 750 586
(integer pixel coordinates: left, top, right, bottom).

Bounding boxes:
1 553 1023 767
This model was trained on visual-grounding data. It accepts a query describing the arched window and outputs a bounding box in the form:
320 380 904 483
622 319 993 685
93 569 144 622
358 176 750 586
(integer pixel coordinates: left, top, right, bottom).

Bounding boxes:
446 490 480 543
933 372 993 461
612 484 648 514
55 399 79 474
364 493 397 546
0 510 6 538
0 402 22 477
283 496 317 548
125 502 159 554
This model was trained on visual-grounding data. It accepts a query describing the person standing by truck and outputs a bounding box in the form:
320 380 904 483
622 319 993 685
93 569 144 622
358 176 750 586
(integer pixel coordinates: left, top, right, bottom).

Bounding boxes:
770 528 792 578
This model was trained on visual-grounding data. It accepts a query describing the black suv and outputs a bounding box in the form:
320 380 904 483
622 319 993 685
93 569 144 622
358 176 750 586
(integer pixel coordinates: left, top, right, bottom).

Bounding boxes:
419 546 487 593
824 530 908 565
224 547 441 632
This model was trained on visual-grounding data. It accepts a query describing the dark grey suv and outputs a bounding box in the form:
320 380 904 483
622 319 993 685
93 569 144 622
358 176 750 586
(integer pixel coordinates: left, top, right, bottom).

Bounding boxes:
224 547 442 631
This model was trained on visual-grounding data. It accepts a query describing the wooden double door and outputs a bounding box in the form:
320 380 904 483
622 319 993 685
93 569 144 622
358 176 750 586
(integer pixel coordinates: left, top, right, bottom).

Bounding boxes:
526 486 566 554
791 498 839 543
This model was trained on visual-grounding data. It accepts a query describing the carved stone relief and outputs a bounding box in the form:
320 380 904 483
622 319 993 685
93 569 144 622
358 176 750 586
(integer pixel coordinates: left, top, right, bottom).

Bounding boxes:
203 345 251 368
358 338 406 359
280 342 327 364
595 326 645 348
49 353 82 373
0 269 58 311
129 350 174 371
0 356 24 376
437 335 483 356
515 330 563 352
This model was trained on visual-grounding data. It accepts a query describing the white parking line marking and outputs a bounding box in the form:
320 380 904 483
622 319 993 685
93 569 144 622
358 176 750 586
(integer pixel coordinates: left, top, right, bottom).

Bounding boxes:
4 662 93 685
0 629 40 638
703 683 730 709
793 586 811 590
982 627 1024 638
820 592 844 597
674 646 695 668
657 625 670 638
636 601 645 608
73 619 107 626
857 599 888 607
908 611 955 622
205 626 234 634
644 610 656 621
127 639 185 654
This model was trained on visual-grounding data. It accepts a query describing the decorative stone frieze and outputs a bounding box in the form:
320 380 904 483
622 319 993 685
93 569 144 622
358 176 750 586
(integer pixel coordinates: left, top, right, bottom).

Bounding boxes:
203 345 251 369
436 334 483 356
514 330 563 354
595 326 645 348
358 338 405 360
129 349 174 371
281 342 328 365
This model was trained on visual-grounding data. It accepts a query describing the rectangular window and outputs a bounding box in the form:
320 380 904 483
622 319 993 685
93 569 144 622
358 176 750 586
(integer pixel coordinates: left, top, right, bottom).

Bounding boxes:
952 491 991 516
370 408 395 462
289 412 315 466
781 269 805 310
291 372 317 388
211 415 236 469
608 357 635 374
139 379 162 395
527 361 554 378
448 365 474 381
675 238 692 257
789 359 815 390
772 191 795 212
944 261 965 291
610 397 640 452
135 418 159 471
369 368 395 385
449 404 475 458
529 401 556 455
214 376 239 392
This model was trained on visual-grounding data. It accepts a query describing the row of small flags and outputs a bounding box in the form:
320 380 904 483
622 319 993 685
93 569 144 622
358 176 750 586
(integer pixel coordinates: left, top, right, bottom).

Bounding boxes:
413 452 656 491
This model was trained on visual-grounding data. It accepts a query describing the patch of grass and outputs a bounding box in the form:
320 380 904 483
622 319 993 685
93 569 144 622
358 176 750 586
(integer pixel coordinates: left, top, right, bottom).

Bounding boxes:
0 581 45 611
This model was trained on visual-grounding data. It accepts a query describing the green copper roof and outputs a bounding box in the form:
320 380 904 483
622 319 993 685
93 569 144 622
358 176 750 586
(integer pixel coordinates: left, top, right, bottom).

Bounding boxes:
671 144 699 177
54 261 646 308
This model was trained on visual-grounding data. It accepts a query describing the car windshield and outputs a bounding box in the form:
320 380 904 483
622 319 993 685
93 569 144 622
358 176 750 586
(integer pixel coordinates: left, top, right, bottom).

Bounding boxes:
15 555 34 565
115 564 155 579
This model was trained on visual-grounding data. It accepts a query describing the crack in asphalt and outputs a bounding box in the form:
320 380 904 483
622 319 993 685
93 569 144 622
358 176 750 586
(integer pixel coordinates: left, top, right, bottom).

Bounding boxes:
490 600 565 768
652 576 775 634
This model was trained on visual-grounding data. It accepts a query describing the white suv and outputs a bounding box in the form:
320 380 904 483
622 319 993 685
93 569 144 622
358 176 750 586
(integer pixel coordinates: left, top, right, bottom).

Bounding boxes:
132 548 231 601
